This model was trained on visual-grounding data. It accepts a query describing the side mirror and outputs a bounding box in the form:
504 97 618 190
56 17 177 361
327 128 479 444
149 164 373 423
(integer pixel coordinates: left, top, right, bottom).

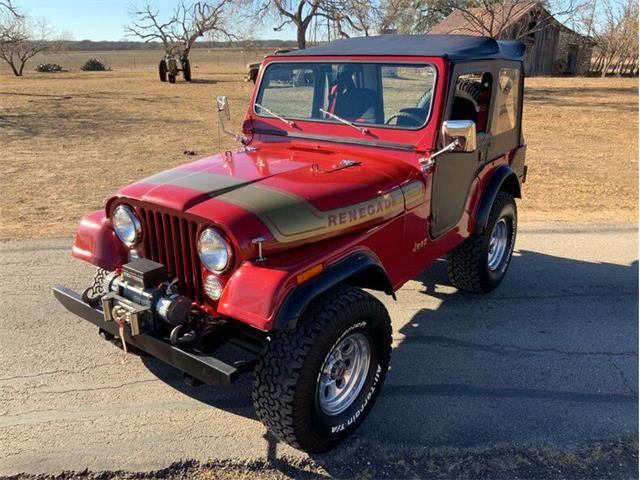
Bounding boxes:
216 95 230 121
442 120 477 152
215 95 248 146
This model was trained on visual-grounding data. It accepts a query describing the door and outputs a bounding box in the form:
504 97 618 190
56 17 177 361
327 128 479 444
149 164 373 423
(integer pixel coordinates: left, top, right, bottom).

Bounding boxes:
567 45 579 74
430 67 494 238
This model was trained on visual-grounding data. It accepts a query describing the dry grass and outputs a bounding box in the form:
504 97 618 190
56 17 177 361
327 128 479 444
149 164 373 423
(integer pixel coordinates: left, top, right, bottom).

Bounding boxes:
521 77 638 225
0 50 637 239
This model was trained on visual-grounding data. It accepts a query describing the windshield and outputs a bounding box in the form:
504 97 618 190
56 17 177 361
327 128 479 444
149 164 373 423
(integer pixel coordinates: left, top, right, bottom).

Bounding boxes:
254 61 437 130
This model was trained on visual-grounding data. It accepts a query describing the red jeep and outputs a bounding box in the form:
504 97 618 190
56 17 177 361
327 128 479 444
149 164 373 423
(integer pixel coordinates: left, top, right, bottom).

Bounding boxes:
54 35 527 452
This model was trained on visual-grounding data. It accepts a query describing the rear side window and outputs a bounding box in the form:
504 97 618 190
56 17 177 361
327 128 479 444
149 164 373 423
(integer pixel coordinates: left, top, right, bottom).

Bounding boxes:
450 72 493 132
492 68 520 135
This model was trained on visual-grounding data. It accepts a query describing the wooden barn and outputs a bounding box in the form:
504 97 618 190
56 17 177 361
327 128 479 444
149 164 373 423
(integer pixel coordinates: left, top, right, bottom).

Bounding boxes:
429 1 595 76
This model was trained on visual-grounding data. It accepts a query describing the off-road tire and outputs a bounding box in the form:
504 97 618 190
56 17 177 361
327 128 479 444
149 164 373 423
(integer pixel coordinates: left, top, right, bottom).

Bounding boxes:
159 60 167 82
456 79 484 107
252 285 392 453
182 59 192 81
168 73 176 84
447 191 517 293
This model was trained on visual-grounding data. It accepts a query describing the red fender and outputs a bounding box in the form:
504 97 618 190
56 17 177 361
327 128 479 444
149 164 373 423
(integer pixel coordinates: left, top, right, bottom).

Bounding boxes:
71 210 127 270
217 261 294 331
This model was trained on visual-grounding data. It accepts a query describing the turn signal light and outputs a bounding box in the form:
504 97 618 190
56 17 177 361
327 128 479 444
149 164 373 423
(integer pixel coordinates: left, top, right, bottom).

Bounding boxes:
296 264 323 284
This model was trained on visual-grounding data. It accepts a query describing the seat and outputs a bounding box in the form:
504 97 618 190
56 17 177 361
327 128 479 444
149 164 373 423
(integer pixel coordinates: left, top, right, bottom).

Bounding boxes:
330 71 379 123
450 97 478 123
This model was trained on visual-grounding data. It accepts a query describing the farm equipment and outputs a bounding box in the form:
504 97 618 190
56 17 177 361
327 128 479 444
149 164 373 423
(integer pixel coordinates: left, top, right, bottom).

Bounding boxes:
245 48 296 82
159 53 191 83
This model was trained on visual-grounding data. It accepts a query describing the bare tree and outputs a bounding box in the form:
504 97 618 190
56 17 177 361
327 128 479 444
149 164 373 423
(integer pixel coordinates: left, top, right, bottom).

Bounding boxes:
0 17 61 76
319 0 383 37
588 0 638 76
380 0 456 33
253 0 323 49
125 1 237 58
0 0 20 17
125 5 179 55
171 0 236 59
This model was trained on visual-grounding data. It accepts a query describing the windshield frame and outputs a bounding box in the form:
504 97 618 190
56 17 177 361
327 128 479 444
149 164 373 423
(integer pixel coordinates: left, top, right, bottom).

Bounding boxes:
252 59 438 132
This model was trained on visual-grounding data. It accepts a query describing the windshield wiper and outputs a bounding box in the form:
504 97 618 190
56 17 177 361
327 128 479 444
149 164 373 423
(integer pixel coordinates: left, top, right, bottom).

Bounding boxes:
255 103 296 128
319 108 369 136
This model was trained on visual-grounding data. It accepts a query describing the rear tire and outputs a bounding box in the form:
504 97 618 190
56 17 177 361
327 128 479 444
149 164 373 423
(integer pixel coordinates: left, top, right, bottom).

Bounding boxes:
252 285 392 453
159 60 167 82
447 191 517 293
168 73 176 84
182 59 191 81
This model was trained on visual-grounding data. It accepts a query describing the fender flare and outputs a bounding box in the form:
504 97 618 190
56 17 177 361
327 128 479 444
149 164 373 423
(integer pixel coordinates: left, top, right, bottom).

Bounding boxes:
72 210 127 270
274 251 393 330
474 165 521 235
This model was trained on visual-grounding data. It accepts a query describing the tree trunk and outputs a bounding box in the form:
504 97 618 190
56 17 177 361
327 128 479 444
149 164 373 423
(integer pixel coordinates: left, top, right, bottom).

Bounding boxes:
601 52 615 77
8 61 20 76
18 59 25 76
296 24 307 50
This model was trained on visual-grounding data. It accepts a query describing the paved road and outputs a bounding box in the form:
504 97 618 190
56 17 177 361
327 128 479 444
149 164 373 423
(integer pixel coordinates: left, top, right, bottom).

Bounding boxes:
0 225 638 476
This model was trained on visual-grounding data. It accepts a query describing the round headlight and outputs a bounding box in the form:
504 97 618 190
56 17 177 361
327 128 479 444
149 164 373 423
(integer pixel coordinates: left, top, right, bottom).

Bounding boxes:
113 205 141 246
198 228 231 272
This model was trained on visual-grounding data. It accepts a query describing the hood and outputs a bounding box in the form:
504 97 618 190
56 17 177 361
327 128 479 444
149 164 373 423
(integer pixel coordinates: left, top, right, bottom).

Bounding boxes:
114 143 423 254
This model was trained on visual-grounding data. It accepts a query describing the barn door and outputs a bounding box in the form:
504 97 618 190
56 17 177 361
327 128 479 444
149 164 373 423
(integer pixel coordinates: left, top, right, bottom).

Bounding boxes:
567 45 579 74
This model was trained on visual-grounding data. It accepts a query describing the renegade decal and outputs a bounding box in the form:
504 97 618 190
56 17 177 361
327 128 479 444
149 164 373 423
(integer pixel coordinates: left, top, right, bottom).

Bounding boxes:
136 169 414 244
218 184 405 243
401 180 425 209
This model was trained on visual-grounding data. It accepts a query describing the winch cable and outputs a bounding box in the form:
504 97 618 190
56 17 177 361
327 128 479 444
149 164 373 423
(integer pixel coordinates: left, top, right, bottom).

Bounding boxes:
111 305 129 364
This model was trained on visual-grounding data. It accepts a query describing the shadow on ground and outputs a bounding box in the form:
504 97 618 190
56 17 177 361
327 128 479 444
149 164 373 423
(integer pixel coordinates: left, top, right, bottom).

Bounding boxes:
143 248 638 477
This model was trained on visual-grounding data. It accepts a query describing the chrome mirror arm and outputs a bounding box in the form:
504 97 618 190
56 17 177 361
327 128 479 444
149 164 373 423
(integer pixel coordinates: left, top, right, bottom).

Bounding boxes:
419 139 460 172
217 109 249 145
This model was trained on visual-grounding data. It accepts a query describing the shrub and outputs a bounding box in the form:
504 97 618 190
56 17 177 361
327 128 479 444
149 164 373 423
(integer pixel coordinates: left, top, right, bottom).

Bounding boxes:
36 63 64 73
81 58 109 71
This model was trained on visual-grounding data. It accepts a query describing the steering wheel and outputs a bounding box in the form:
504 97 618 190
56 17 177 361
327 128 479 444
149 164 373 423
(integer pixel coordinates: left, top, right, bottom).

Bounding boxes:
385 111 424 127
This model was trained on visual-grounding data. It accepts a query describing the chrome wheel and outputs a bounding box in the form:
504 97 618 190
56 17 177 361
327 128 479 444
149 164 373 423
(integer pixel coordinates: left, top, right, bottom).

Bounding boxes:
487 218 509 271
317 332 371 416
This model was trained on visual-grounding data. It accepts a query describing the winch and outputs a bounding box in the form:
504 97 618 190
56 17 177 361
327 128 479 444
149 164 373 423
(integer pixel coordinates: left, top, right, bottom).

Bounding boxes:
100 258 191 335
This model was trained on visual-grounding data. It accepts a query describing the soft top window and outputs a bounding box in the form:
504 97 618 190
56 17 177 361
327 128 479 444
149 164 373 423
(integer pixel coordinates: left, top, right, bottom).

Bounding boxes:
492 68 520 135
255 62 437 130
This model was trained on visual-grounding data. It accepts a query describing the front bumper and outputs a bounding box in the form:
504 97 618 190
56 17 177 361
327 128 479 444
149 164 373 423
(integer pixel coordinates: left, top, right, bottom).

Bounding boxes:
53 287 259 385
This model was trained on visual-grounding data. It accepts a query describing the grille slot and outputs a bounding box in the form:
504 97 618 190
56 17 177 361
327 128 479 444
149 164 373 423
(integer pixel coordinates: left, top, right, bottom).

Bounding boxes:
138 206 203 305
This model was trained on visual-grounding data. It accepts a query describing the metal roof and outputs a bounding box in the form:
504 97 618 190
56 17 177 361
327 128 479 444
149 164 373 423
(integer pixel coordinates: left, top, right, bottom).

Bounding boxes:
429 2 539 35
278 34 525 61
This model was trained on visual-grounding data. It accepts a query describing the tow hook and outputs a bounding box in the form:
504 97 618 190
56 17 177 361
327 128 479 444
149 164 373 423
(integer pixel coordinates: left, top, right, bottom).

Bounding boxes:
170 324 197 346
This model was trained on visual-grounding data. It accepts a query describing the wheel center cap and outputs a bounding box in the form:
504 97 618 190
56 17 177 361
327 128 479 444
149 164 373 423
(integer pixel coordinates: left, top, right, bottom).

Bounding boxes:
331 361 347 380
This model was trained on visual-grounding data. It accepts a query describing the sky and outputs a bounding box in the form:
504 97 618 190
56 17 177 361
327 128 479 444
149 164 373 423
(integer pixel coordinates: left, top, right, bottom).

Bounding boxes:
15 0 296 41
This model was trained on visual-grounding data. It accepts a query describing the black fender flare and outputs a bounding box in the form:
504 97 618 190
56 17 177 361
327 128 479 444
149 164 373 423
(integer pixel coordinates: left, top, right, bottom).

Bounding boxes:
474 165 521 235
274 251 393 330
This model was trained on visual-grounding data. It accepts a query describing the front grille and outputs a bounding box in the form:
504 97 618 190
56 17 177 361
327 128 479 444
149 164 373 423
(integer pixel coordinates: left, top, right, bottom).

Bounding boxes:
137 206 204 305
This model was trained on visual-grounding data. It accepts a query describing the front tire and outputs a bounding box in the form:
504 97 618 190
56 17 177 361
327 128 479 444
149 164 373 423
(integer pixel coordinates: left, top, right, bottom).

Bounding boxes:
252 285 392 453
447 191 517 293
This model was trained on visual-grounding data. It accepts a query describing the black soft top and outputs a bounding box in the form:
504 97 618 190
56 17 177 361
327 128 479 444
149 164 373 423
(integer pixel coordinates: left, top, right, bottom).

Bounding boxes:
279 34 525 61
